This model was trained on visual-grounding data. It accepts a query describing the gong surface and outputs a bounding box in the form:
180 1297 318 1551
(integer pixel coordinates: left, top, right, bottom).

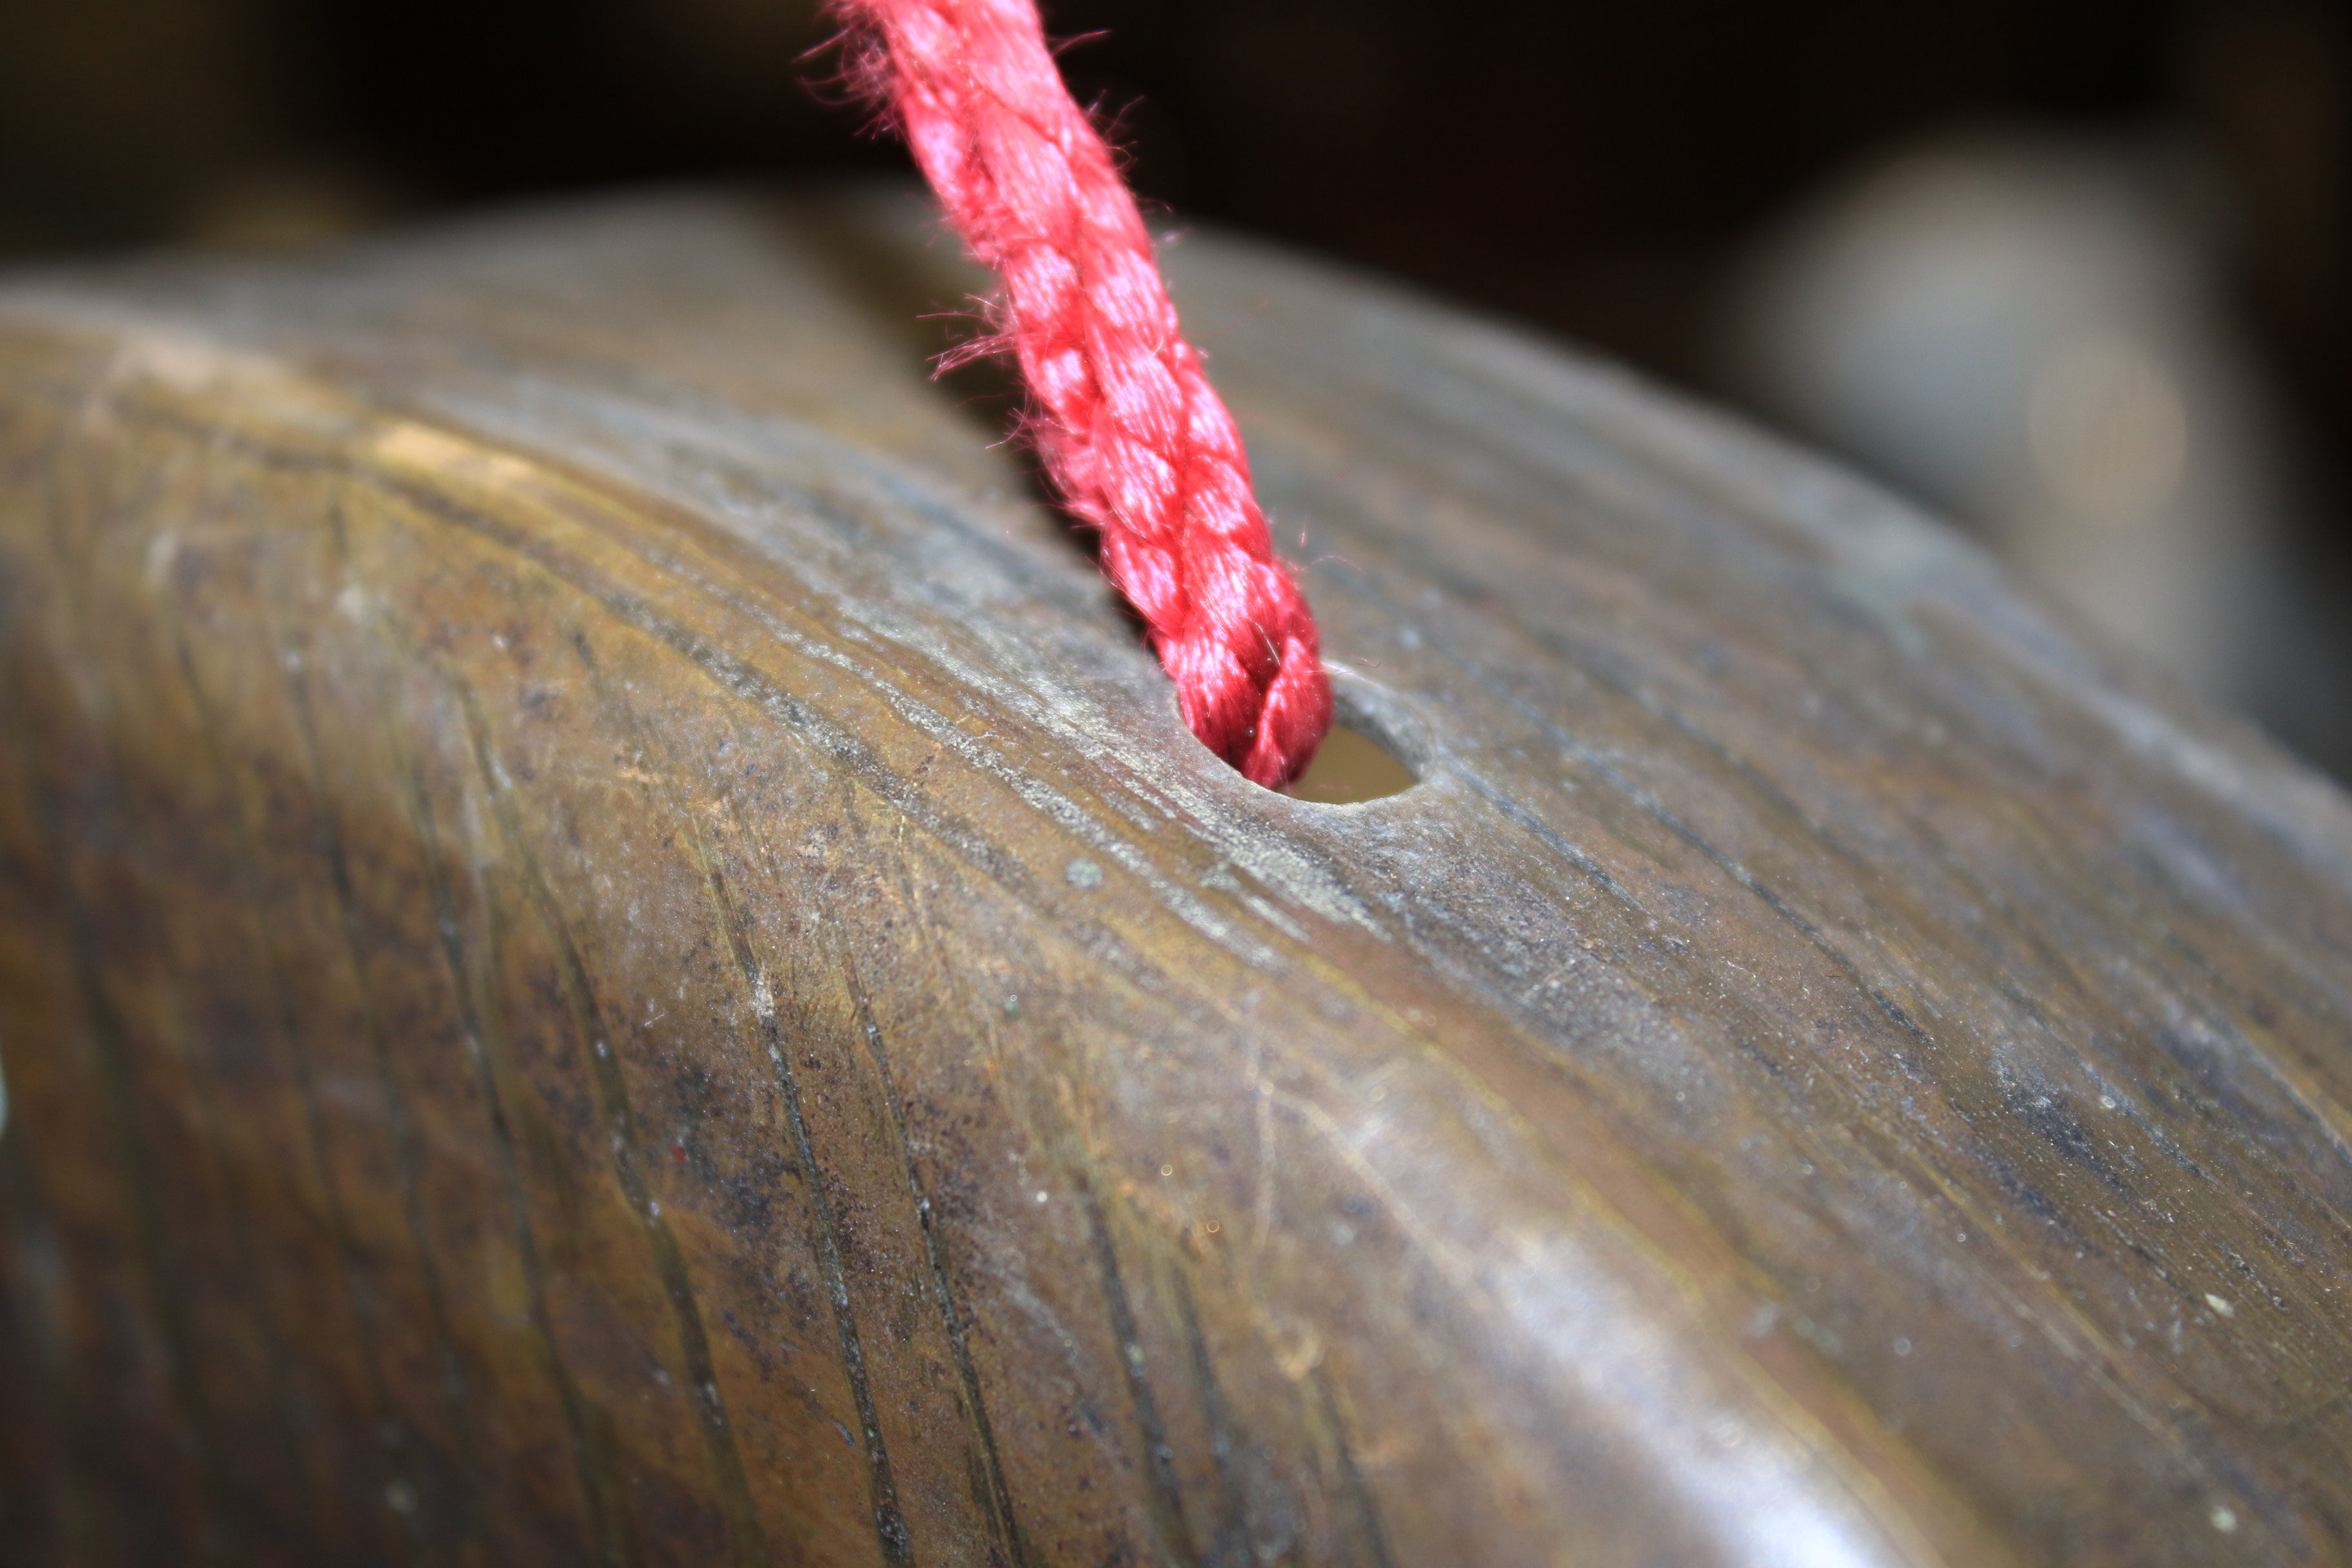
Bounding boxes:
1 188 2349 1566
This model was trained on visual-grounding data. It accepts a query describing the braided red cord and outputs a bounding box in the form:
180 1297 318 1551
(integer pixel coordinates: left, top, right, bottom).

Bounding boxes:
838 0 1332 789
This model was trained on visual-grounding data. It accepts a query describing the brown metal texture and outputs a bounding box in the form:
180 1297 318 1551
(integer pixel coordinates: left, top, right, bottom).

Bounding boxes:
1 189 2349 1568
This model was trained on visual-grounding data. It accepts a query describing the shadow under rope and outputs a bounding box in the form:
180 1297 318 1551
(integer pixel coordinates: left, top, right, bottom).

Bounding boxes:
768 182 1055 514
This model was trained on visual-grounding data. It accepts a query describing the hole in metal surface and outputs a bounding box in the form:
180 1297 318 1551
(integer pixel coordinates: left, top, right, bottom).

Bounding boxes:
1287 718 1417 804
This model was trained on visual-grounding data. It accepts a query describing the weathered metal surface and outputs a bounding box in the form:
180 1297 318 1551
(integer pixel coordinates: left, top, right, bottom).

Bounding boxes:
1 189 2349 1567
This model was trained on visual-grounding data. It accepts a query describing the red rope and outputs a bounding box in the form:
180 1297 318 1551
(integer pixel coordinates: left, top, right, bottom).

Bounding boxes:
838 0 1333 789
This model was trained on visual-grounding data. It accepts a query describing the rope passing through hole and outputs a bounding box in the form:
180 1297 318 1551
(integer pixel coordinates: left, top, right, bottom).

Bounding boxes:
835 0 1333 789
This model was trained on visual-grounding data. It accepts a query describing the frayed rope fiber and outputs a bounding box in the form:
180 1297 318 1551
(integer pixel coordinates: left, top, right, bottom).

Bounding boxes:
836 0 1333 789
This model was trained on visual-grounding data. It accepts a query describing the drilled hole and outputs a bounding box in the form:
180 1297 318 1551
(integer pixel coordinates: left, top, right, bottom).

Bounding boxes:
1288 718 1417 804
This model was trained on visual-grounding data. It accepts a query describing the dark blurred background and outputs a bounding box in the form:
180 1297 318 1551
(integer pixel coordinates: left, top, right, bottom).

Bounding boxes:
2 0 2346 775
